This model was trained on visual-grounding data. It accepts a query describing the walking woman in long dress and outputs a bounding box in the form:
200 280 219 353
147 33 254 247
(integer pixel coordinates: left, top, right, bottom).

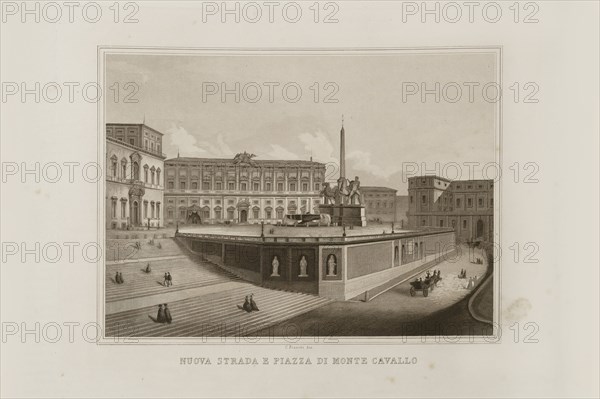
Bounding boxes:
148 304 166 323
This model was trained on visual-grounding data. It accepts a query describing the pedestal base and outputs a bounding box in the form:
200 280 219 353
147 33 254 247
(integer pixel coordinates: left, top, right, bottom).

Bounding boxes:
319 204 367 227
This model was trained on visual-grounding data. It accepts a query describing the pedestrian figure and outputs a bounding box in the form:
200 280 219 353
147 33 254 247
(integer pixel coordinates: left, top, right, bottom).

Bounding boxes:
250 294 259 311
148 304 166 323
145 263 151 273
167 272 172 286
118 272 124 284
164 303 172 324
163 272 168 286
467 277 474 289
115 271 120 284
237 296 252 313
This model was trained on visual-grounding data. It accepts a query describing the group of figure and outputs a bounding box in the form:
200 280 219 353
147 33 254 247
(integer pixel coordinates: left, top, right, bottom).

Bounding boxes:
149 303 172 324
320 176 363 206
458 269 468 278
114 272 125 284
163 272 173 287
425 270 441 280
466 275 479 289
237 294 259 313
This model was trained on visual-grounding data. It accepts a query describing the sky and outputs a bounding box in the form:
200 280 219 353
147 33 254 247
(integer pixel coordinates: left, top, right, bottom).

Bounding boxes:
106 51 498 193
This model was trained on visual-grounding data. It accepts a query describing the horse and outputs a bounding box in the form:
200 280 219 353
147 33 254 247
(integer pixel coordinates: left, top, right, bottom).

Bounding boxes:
318 213 331 227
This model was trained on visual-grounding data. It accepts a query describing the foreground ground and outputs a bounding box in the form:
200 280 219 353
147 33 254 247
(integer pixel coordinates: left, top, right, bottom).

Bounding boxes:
105 234 493 338
253 245 492 337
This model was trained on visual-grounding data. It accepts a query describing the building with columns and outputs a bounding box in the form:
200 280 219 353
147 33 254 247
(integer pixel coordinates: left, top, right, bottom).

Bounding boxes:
407 175 494 242
105 123 165 229
163 155 326 225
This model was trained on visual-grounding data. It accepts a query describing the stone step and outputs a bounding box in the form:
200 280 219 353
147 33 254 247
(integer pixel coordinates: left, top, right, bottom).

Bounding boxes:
107 286 291 335
106 286 330 338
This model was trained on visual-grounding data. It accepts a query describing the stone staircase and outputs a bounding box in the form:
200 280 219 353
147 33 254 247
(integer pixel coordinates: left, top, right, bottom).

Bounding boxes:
105 284 332 338
106 256 240 303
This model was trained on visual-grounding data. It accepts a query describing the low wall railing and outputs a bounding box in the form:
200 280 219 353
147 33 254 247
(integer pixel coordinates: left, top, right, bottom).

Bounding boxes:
176 227 454 245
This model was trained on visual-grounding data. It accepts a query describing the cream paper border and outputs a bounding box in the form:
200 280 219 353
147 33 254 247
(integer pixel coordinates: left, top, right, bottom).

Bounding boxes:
2 2 598 398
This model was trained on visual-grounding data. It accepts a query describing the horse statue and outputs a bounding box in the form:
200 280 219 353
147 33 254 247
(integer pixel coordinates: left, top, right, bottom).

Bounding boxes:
318 213 331 226
320 182 336 205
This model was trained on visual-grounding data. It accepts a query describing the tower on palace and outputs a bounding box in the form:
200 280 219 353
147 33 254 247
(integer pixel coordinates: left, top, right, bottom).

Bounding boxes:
105 123 166 229
406 176 494 242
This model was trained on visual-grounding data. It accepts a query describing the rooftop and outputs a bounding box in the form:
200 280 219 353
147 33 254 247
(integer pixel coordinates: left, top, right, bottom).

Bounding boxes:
106 123 165 136
362 186 398 192
408 175 494 184
165 157 325 166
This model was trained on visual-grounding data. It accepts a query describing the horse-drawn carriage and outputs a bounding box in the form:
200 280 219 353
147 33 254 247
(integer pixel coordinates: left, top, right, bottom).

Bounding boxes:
409 273 442 297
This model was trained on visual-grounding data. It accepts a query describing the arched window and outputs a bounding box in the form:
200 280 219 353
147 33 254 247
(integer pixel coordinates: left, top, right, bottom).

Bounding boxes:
110 156 118 177
132 162 139 180
156 168 161 186
121 159 127 179
144 165 149 182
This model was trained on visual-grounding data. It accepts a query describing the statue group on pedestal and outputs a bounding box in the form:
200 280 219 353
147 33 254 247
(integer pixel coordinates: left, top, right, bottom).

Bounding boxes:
320 175 362 206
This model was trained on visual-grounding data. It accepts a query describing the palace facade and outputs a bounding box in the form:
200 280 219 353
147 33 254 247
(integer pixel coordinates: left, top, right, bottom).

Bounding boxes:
105 123 165 229
362 186 398 223
163 156 326 225
407 176 494 242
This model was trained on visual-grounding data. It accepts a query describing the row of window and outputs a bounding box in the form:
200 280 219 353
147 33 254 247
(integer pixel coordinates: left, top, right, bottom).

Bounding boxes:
167 208 291 220
106 129 161 154
421 219 478 229
110 199 161 219
168 198 317 206
409 179 493 190
367 201 394 209
168 181 320 192
116 137 161 153
364 193 394 198
412 195 493 208
109 158 162 185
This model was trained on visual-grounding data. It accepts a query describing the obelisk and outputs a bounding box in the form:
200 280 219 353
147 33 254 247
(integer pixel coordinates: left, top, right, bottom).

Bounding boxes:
340 116 345 179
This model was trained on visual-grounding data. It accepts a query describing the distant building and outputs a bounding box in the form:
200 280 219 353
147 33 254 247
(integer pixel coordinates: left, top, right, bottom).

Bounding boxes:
362 186 398 223
163 155 326 225
395 195 409 226
407 176 493 241
105 123 165 229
